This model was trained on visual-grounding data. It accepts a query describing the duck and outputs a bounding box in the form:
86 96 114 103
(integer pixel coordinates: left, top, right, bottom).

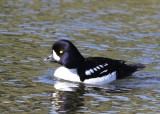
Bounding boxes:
44 39 145 85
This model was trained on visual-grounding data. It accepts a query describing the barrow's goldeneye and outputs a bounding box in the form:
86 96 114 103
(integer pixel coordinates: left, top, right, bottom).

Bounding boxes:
44 39 145 85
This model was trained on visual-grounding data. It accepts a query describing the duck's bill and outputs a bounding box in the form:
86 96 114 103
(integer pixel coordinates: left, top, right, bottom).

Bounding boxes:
44 55 56 62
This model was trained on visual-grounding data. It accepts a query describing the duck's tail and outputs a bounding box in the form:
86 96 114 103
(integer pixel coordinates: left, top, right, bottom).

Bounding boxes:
117 63 145 79
128 63 145 71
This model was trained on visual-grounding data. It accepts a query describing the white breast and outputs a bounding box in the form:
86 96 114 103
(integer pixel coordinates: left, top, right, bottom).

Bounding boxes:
54 66 117 85
54 67 81 82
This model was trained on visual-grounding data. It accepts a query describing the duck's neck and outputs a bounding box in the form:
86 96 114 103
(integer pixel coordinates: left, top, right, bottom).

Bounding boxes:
62 51 85 69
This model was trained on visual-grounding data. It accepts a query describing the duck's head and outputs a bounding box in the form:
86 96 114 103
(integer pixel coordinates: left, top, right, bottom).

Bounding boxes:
44 39 85 69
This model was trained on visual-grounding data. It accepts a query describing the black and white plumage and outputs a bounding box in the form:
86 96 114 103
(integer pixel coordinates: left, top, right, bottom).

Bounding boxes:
44 39 145 85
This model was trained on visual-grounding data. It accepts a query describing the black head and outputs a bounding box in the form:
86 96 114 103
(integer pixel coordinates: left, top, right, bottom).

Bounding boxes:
44 39 85 69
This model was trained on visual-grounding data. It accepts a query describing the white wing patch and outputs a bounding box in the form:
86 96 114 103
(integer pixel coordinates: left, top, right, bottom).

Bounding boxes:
90 69 94 73
85 70 91 75
100 70 108 74
96 66 100 70
93 68 97 71
99 65 104 68
85 63 109 76
104 63 108 66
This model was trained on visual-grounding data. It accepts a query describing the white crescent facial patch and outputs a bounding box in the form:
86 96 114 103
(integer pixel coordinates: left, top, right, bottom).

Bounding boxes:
52 50 60 61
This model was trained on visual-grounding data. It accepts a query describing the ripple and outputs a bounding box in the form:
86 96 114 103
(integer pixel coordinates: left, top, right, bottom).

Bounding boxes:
135 95 156 101
34 75 55 84
20 60 30 63
84 93 110 102
0 69 6 73
113 96 130 101
0 31 22 35
20 38 32 42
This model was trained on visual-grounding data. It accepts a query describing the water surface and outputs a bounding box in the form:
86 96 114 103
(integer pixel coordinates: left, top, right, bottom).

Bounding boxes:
0 0 160 113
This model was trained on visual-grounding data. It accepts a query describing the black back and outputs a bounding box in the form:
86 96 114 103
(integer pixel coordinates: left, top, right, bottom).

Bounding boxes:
77 57 145 82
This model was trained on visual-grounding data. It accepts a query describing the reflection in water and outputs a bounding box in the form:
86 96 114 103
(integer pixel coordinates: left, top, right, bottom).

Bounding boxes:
50 83 85 114
54 81 80 92
49 80 133 113
49 79 160 113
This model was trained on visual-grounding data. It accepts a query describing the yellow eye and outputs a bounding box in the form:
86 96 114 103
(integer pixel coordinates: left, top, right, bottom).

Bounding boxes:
59 50 63 54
